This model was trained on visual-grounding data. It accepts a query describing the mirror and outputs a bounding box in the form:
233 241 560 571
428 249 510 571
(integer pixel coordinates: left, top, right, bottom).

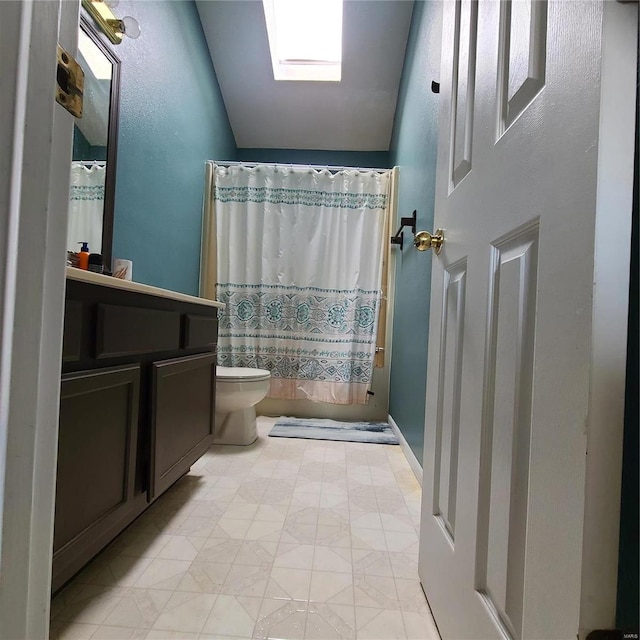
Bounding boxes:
67 16 120 268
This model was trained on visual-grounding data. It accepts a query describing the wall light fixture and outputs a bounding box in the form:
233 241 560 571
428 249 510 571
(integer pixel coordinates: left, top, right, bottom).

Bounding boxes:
81 0 140 45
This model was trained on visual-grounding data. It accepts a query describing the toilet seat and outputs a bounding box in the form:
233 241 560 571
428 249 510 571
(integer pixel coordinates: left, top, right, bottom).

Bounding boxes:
216 366 271 382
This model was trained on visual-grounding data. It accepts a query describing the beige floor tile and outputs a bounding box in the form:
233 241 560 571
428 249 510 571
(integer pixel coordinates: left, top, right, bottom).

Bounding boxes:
53 416 427 640
234 540 278 566
144 630 199 639
49 620 100 640
102 589 172 629
112 533 173 560
352 550 394 578
222 502 260 520
401 610 440 640
151 592 216 634
254 504 288 522
244 519 283 541
380 514 415 534
175 562 231 593
195 538 242 564
211 518 252 540
266 567 312 600
350 512 383 531
254 599 308 640
274 543 315 570
221 563 270 598
353 575 399 610
75 556 154 588
309 571 354 605
92 625 148 639
155 535 205 562
315 524 351 548
312 546 352 573
133 559 191 590
356 608 407 639
351 528 387 552
383 531 419 554
55 586 126 625
201 595 261 637
394 578 429 613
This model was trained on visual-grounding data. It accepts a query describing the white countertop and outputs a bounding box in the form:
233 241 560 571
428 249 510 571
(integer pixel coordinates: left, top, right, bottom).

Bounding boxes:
66 267 225 309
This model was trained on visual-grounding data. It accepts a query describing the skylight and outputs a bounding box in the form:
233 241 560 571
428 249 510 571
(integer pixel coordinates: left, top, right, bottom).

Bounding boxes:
78 30 112 81
262 0 343 82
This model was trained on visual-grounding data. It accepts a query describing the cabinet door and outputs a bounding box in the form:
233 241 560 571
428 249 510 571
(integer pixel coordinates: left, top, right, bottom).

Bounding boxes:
151 352 216 499
53 364 140 590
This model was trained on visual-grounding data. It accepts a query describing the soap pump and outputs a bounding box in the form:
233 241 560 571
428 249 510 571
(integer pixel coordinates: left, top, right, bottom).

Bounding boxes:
78 242 90 270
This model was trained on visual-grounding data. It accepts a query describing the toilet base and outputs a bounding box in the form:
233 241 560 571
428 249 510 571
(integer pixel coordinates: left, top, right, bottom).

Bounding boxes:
214 407 258 445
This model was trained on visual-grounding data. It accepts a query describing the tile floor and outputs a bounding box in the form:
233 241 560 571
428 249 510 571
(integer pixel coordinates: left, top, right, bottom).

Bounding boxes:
50 417 440 640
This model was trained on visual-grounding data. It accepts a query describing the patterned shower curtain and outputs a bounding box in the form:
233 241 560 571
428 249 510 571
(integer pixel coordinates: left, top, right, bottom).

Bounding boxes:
67 162 105 253
215 163 389 405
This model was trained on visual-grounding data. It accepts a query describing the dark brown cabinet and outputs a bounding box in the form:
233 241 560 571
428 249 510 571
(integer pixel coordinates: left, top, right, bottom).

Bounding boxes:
151 352 216 498
53 365 140 588
53 275 220 593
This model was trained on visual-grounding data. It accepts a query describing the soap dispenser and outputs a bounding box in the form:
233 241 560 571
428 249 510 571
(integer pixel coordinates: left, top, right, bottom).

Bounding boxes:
78 242 90 270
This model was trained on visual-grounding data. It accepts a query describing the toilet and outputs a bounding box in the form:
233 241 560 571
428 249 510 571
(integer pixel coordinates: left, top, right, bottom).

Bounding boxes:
214 366 271 445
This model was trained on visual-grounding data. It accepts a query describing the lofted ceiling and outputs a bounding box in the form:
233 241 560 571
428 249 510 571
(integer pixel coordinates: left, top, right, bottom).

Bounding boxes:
195 0 414 152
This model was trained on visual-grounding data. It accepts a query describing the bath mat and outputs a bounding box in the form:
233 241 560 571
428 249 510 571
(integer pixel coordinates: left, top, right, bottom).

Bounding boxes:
269 417 399 445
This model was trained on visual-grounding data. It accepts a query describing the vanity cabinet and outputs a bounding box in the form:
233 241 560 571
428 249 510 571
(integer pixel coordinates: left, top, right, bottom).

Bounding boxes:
53 270 222 592
54 365 140 585
151 352 216 498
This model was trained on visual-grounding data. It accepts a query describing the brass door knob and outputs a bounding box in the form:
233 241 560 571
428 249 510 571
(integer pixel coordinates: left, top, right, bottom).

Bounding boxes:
414 229 445 254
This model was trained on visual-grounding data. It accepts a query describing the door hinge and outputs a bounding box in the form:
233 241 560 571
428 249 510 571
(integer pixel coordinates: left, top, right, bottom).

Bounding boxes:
56 44 84 118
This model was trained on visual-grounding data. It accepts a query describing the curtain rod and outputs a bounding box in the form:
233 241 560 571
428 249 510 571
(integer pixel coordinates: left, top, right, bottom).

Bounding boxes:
208 160 391 175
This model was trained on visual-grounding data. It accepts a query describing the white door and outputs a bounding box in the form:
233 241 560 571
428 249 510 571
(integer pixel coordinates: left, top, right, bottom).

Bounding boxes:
0 0 78 637
419 1 636 639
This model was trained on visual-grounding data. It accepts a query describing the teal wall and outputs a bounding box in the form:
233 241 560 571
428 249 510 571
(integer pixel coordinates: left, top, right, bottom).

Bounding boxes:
388 1 442 463
237 148 390 169
111 0 236 295
72 126 107 162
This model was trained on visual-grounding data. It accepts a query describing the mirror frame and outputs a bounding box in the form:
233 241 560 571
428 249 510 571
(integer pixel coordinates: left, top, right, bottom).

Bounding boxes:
77 14 121 268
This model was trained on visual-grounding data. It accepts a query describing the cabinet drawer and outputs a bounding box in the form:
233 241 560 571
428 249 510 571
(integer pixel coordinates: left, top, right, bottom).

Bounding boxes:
96 304 180 358
150 352 216 499
183 314 218 349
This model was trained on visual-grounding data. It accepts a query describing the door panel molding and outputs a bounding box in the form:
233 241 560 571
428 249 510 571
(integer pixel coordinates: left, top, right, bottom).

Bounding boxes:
475 221 539 640
450 0 478 188
433 259 467 546
497 0 548 136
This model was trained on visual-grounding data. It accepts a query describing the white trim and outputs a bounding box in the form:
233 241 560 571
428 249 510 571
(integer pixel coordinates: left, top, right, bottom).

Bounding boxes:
388 413 423 485
0 1 78 637
579 0 637 634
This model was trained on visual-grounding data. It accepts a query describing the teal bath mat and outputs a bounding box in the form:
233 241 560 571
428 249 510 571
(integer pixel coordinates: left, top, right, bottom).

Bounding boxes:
269 417 399 445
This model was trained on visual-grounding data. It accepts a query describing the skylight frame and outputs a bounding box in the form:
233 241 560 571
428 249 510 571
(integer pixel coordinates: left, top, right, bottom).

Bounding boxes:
262 0 343 82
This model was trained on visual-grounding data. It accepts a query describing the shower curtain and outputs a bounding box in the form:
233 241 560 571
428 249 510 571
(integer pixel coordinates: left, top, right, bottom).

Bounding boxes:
67 162 105 253
214 163 389 405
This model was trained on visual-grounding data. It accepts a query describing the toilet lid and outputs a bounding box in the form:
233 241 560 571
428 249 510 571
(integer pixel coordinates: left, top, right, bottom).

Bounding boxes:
216 366 271 382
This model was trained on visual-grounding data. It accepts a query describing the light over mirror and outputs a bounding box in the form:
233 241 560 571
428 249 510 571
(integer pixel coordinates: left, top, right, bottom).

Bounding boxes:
68 16 120 268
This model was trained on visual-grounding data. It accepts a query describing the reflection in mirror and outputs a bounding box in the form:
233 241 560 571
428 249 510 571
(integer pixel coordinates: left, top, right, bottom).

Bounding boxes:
68 17 120 267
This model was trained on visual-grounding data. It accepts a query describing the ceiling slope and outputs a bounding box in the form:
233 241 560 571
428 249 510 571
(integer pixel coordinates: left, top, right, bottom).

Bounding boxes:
196 0 413 151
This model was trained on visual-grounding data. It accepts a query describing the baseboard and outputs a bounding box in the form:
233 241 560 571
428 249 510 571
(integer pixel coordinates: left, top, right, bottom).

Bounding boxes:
388 414 423 485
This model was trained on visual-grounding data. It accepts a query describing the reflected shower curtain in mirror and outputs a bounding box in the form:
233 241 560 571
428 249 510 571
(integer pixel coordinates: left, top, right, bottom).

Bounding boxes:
215 163 389 404
67 162 105 253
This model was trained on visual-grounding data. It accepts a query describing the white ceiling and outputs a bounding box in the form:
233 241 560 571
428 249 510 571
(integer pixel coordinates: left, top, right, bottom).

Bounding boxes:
196 0 414 151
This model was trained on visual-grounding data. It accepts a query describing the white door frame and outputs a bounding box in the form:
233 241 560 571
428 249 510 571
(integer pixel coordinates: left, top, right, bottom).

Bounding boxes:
0 0 78 637
579 0 637 631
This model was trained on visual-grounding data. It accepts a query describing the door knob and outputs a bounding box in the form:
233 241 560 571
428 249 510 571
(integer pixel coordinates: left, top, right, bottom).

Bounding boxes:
414 229 445 254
